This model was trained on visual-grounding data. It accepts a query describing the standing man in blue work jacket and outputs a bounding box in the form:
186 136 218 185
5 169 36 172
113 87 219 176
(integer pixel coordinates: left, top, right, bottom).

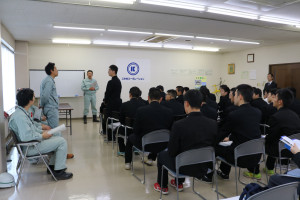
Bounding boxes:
81 70 99 124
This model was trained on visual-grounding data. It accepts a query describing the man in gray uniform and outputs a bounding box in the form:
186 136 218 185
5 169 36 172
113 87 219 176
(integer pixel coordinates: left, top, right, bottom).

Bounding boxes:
9 88 73 180
40 62 59 129
81 70 99 124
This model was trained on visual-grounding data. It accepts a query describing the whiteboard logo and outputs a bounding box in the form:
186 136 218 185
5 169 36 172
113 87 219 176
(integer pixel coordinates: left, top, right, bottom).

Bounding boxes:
127 62 139 75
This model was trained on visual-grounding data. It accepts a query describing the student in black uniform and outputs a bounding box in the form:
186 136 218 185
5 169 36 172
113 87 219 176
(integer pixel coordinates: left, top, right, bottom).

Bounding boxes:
157 85 166 101
161 89 185 116
215 84 262 180
200 90 218 120
102 65 122 136
124 88 173 169
176 86 184 105
218 85 232 120
183 87 189 95
219 87 238 127
154 90 217 194
200 86 218 110
117 87 146 155
251 87 268 124
288 87 300 117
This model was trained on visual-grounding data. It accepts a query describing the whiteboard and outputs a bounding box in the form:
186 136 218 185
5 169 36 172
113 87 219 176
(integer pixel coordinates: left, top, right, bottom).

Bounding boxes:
29 70 85 97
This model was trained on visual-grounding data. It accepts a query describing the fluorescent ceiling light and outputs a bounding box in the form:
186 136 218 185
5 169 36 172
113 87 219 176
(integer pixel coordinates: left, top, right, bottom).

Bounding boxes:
140 0 205 11
296 25 300 28
53 25 105 31
259 16 300 25
193 47 220 52
196 36 229 42
207 7 258 20
93 40 129 46
107 29 153 35
52 38 91 45
163 44 193 50
231 40 260 45
97 0 136 4
130 42 162 48
155 33 194 38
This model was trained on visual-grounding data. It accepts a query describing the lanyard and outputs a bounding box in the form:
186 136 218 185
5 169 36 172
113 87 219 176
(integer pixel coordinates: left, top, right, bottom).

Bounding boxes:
18 107 34 125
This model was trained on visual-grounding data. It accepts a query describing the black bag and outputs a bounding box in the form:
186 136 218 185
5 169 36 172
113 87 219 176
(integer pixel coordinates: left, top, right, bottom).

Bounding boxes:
239 183 269 200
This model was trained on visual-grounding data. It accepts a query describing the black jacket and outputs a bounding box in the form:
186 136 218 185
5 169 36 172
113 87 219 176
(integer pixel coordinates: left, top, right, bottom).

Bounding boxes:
266 107 300 147
251 98 268 123
289 99 300 118
133 101 173 138
168 112 217 157
263 81 277 91
201 104 217 120
161 99 185 116
218 95 232 119
176 95 184 105
218 103 262 148
104 76 122 109
119 98 146 124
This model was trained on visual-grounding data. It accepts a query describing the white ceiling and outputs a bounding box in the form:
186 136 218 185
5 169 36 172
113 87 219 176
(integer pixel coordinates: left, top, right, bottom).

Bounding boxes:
1 0 300 52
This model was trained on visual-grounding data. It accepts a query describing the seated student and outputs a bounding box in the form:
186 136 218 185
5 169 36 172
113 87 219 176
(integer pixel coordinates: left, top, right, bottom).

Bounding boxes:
251 87 268 124
161 89 185 116
288 87 300 117
265 88 278 122
218 85 232 120
200 90 218 120
218 87 238 127
153 90 217 194
124 88 173 169
183 87 189 95
264 88 300 175
137 88 148 105
117 87 146 155
29 105 51 130
215 84 262 180
9 88 73 180
156 85 166 101
263 88 270 104
200 86 218 110
176 86 184 105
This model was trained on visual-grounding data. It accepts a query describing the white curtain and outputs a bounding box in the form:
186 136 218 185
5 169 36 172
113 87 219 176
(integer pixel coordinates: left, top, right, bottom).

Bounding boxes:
1 44 16 112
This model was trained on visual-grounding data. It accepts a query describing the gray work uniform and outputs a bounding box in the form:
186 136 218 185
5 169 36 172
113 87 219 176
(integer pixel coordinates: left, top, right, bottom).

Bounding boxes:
81 78 99 116
9 106 67 170
40 75 59 128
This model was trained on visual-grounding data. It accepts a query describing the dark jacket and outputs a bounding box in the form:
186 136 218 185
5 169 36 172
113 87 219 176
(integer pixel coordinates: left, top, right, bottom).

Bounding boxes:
201 104 217 120
218 103 262 148
133 101 173 139
266 107 300 148
176 95 184 105
206 98 218 110
104 76 122 110
289 99 300 118
119 98 146 124
263 81 277 91
218 95 232 119
161 99 185 116
266 103 277 122
251 98 269 123
160 91 166 101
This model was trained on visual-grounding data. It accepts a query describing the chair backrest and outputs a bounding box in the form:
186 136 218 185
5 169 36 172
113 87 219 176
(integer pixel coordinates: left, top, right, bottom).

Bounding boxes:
173 114 186 122
248 182 299 200
142 129 170 147
234 138 265 160
111 111 120 120
125 117 135 127
175 146 215 172
279 133 300 152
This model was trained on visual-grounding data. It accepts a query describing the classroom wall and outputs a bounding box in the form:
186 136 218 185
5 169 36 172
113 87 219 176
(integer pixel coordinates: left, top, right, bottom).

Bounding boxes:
1 24 15 50
15 41 29 89
27 44 222 118
221 42 300 90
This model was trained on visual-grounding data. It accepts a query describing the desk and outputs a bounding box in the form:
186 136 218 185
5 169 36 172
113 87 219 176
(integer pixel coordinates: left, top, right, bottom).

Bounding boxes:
59 103 73 135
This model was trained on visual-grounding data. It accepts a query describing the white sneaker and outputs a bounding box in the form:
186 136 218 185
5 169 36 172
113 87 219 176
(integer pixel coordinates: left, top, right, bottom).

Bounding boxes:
125 163 131 170
144 159 153 166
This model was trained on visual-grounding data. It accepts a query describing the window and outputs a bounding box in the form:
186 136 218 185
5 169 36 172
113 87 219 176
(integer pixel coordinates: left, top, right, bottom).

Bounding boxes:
1 41 16 113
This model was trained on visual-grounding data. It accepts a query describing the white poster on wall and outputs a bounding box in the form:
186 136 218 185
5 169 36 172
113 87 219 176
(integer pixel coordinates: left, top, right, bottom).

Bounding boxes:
116 58 151 82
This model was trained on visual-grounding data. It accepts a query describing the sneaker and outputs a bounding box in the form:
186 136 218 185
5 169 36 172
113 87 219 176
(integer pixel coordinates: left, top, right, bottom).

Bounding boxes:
117 152 125 156
200 175 213 183
217 170 229 180
141 157 153 166
263 168 275 176
170 179 184 191
243 171 262 180
154 182 169 195
125 163 131 170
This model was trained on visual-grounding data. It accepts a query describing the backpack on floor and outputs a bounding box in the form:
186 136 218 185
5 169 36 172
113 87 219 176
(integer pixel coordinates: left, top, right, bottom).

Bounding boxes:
239 183 269 200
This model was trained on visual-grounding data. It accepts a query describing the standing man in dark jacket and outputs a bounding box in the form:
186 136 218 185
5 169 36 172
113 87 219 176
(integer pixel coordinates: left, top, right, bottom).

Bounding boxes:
161 89 185 116
263 73 277 92
102 65 122 135
124 88 173 169
154 90 217 194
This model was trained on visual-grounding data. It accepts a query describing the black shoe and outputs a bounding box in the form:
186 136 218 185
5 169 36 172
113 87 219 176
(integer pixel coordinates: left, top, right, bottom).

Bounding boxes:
217 170 229 180
84 115 87 124
200 175 213 183
93 115 100 122
46 165 54 174
53 170 73 180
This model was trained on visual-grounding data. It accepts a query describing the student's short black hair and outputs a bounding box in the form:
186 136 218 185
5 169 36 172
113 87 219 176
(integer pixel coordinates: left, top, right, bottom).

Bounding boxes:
183 90 203 109
270 88 277 95
109 65 118 74
288 87 297 98
236 84 253 103
268 73 274 78
220 85 230 93
148 87 161 101
167 89 177 99
230 87 237 97
199 86 210 102
264 88 270 94
129 87 140 98
87 70 93 74
45 62 55 75
137 88 142 97
16 88 34 107
156 85 164 92
276 88 294 108
253 87 262 98
183 87 189 92
176 86 184 94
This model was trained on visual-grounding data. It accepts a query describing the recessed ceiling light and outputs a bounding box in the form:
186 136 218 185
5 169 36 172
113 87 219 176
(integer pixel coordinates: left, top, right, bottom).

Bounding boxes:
193 47 220 52
207 7 258 20
52 38 91 45
196 36 229 42
53 26 105 31
140 0 205 11
96 0 136 4
155 33 194 38
163 44 193 50
130 42 162 48
107 29 153 35
93 40 129 46
259 16 300 26
231 40 260 45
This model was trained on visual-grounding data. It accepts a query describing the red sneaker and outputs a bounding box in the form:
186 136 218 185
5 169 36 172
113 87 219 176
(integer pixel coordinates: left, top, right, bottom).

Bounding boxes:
170 179 184 192
154 182 169 195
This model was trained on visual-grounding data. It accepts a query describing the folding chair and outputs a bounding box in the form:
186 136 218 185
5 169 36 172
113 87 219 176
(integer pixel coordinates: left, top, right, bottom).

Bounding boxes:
260 124 270 136
160 147 219 200
216 138 267 195
115 117 134 156
105 111 121 147
10 129 57 186
131 129 170 184
248 182 299 200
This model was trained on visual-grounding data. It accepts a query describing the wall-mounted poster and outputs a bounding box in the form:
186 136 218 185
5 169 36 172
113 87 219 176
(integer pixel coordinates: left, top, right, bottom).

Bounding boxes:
228 64 235 74
195 76 207 89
